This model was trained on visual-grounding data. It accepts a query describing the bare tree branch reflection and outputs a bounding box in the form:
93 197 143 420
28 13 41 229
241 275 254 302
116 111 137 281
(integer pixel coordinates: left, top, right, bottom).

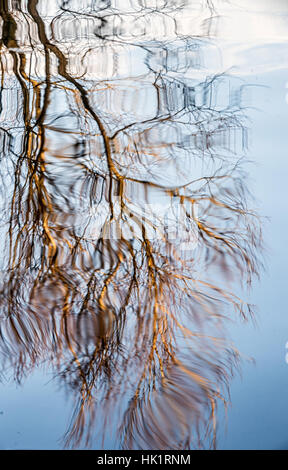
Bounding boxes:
0 0 262 449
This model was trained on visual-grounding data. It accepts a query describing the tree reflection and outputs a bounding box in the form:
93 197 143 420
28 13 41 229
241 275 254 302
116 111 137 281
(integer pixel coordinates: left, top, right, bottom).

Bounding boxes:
0 0 262 449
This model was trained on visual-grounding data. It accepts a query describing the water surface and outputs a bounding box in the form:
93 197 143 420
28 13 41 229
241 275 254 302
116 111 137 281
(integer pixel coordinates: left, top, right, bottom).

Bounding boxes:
0 0 286 450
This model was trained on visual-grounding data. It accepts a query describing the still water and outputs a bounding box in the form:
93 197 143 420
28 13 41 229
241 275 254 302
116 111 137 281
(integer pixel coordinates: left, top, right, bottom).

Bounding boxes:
0 0 287 450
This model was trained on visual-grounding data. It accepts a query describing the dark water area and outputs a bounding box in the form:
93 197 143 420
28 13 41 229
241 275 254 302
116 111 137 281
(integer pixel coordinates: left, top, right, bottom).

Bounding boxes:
0 0 287 450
